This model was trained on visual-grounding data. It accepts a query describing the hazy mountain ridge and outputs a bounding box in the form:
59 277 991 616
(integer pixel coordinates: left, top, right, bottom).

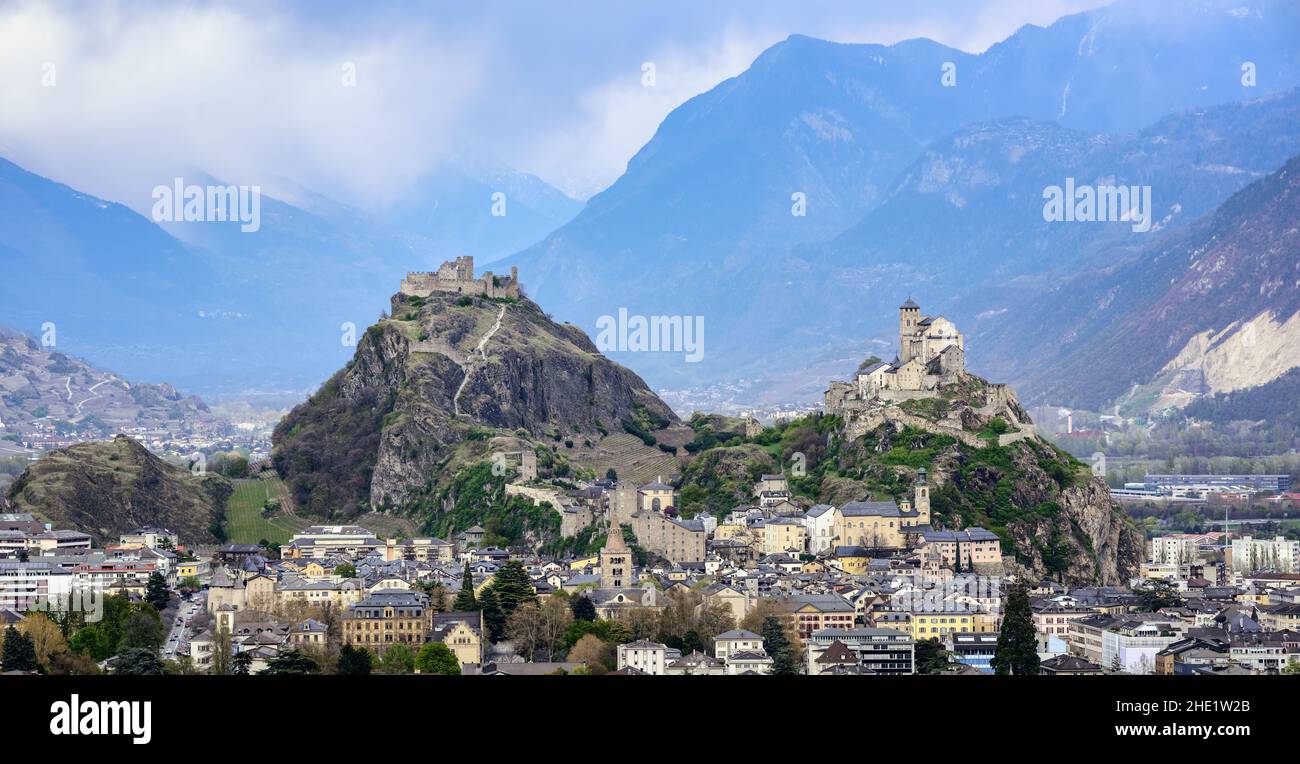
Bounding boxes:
506 0 1300 394
0 325 218 440
997 152 1300 410
0 154 579 395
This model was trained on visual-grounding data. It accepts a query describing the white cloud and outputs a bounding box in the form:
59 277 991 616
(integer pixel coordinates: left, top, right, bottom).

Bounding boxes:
0 1 484 211
0 0 1104 208
521 27 769 199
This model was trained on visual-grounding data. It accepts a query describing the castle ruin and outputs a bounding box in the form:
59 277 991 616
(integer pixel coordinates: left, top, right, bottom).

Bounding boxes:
400 256 521 299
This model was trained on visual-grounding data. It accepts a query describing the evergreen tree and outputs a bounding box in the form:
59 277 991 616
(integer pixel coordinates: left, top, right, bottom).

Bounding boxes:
263 649 320 675
991 582 1040 675
914 638 950 674
490 560 537 618
114 647 165 675
2 625 37 672
120 610 166 653
682 629 703 655
231 652 253 675
453 562 478 611
336 643 372 675
428 583 448 612
145 572 170 611
1135 578 1184 611
480 587 506 643
760 616 798 675
570 595 597 622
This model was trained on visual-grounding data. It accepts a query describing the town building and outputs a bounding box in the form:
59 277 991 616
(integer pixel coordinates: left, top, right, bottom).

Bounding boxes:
341 590 430 657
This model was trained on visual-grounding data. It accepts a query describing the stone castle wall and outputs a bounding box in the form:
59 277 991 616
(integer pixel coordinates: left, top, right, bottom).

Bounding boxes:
400 255 521 299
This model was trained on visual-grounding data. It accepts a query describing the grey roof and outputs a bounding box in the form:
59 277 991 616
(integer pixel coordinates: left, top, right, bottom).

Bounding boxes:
922 528 1000 543
840 500 909 518
715 629 761 640
900 298 919 309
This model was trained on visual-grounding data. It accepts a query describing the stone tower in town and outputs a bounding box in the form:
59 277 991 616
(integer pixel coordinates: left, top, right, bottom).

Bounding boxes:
914 467 931 526
600 527 631 589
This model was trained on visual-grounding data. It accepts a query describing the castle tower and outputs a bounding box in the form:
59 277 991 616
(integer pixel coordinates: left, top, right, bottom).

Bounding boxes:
899 298 921 363
914 467 931 526
600 527 631 589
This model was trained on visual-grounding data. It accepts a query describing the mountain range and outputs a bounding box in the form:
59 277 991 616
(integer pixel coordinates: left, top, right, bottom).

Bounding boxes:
0 325 218 442
0 155 578 395
3 0 1298 416
505 0 1300 404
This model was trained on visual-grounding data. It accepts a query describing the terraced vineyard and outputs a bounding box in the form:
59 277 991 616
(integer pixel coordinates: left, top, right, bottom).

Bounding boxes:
576 433 681 484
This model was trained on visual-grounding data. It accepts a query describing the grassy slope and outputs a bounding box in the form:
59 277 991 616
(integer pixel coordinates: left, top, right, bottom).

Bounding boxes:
224 477 310 545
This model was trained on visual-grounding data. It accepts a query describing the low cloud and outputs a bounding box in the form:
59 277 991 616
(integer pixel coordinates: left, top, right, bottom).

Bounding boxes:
0 0 1103 209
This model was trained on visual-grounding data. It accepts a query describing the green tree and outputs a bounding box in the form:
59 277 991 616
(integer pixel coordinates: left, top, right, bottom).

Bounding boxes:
231 652 253 675
334 562 357 579
761 616 798 675
453 562 478 611
337 643 372 675
379 644 415 674
914 638 950 674
489 560 537 618
427 583 448 612
570 595 597 622
415 642 461 675
681 629 703 655
991 582 1040 675
1135 578 1184 611
2 625 37 672
115 647 165 675
480 587 506 643
263 649 320 675
561 619 632 651
120 610 166 653
145 571 170 610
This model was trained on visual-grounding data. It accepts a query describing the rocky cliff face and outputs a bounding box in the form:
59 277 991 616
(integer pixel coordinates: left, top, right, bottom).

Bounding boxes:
984 442 1143 586
273 290 685 518
5 435 231 545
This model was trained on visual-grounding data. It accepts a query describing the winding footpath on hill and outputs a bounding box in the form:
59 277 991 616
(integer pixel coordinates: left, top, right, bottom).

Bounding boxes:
73 376 118 417
452 304 507 417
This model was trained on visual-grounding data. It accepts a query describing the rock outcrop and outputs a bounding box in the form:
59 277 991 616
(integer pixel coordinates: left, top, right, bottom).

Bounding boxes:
273 290 686 518
5 435 231 545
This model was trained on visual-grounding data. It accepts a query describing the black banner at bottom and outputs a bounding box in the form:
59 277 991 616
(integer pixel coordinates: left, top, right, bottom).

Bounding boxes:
5 675 1290 750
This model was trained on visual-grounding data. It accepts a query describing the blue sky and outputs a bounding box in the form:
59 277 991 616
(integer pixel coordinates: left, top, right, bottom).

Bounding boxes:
0 0 1104 208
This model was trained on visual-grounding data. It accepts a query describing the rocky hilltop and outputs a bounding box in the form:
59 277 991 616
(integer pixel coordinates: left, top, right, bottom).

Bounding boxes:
273 288 689 519
5 435 232 544
832 371 1142 585
677 383 1142 586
